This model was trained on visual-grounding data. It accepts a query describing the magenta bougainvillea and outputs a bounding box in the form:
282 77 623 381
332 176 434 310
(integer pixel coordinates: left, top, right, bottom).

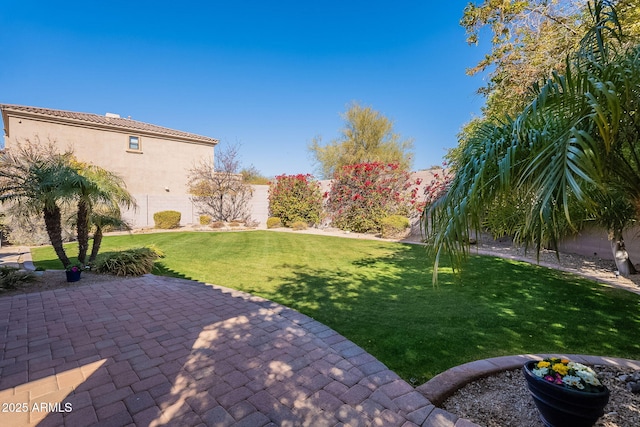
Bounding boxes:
422 165 452 208
325 162 423 233
268 174 323 226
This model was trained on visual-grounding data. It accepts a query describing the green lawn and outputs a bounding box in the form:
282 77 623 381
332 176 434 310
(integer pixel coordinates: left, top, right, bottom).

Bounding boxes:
31 230 640 383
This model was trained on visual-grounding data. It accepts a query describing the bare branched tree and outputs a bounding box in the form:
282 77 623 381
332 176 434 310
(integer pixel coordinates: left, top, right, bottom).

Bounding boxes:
188 143 253 222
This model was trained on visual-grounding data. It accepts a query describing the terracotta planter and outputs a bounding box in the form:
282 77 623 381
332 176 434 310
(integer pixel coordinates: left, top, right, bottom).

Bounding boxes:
523 361 610 427
65 270 82 282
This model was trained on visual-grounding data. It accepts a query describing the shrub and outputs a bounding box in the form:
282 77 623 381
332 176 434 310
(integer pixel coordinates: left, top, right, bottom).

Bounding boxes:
291 221 308 231
325 162 420 233
268 174 323 227
0 266 36 291
199 215 211 225
210 221 224 229
380 215 410 238
266 217 282 229
153 211 181 229
94 247 163 276
229 221 242 227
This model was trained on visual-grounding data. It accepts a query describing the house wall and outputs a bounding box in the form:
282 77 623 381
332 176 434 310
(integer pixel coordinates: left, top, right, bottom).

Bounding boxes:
3 113 215 228
3 115 214 196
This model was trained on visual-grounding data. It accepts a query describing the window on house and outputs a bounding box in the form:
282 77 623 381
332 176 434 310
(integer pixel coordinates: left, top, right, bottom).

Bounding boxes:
129 136 140 150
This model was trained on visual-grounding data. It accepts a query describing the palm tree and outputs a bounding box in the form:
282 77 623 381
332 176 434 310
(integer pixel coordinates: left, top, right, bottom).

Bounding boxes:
0 140 81 268
425 0 640 279
88 207 132 264
72 160 135 264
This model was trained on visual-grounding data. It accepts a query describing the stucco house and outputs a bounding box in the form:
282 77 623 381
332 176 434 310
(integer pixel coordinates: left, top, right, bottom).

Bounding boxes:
1 104 218 227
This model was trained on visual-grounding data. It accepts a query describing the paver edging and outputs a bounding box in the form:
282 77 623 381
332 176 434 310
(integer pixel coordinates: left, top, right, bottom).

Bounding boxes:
417 353 640 406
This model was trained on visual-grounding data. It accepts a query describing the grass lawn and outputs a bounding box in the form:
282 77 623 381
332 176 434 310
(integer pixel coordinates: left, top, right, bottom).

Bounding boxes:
31 230 640 383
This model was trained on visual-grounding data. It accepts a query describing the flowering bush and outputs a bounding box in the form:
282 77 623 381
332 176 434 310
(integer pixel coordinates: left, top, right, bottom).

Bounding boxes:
325 162 422 233
423 165 452 208
268 174 323 227
531 357 606 393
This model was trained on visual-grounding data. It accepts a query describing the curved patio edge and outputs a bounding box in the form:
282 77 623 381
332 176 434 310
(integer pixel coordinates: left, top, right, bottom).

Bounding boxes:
417 353 640 406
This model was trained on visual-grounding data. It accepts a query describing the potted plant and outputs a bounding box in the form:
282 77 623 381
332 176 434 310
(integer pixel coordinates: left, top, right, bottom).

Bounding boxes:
65 263 83 282
523 357 610 427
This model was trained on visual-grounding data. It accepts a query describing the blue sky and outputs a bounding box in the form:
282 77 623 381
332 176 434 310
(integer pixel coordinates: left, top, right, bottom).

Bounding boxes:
1 1 489 177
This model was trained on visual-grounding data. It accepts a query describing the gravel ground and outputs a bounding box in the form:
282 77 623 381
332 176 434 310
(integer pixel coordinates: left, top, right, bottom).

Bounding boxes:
441 365 640 427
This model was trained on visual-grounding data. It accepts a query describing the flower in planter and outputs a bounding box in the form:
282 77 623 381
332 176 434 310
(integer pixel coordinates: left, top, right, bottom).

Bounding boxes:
65 264 83 273
531 357 605 392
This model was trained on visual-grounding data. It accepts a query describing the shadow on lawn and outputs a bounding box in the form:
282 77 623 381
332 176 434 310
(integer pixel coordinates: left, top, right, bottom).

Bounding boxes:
263 245 640 382
153 262 192 280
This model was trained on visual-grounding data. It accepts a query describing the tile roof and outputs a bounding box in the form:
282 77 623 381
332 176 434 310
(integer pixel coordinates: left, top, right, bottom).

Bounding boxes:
1 104 218 145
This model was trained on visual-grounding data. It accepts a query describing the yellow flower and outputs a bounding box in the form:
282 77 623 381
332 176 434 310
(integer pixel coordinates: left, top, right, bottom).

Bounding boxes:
538 361 551 368
553 363 569 375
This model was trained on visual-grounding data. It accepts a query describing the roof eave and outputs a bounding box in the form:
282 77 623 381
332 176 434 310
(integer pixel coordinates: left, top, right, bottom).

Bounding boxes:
0 104 219 147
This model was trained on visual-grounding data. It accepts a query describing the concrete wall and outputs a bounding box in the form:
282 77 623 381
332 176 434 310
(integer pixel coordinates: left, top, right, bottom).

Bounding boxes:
249 185 270 227
122 194 200 228
558 226 640 263
121 185 271 229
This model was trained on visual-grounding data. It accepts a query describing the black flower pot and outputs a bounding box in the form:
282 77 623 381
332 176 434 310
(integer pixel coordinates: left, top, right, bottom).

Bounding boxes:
65 270 82 282
523 361 610 427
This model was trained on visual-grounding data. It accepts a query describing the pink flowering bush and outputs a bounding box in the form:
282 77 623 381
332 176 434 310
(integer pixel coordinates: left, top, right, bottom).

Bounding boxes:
423 165 452 208
325 162 422 233
268 174 323 227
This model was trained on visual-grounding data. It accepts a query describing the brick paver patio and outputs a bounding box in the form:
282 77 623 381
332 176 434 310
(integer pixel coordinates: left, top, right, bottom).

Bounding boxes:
0 274 475 426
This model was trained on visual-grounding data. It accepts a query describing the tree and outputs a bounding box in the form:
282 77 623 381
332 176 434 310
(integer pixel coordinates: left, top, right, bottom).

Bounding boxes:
461 0 640 120
426 1 640 280
240 165 270 185
72 160 135 265
309 102 414 179
462 0 584 118
0 139 80 267
188 143 253 222
88 207 131 264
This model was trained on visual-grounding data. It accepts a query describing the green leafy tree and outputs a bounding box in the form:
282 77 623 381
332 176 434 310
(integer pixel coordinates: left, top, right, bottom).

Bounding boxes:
88 207 131 264
427 1 640 280
461 0 640 121
0 140 135 267
462 0 584 118
309 102 414 179
0 139 80 267
240 165 270 185
72 159 135 264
